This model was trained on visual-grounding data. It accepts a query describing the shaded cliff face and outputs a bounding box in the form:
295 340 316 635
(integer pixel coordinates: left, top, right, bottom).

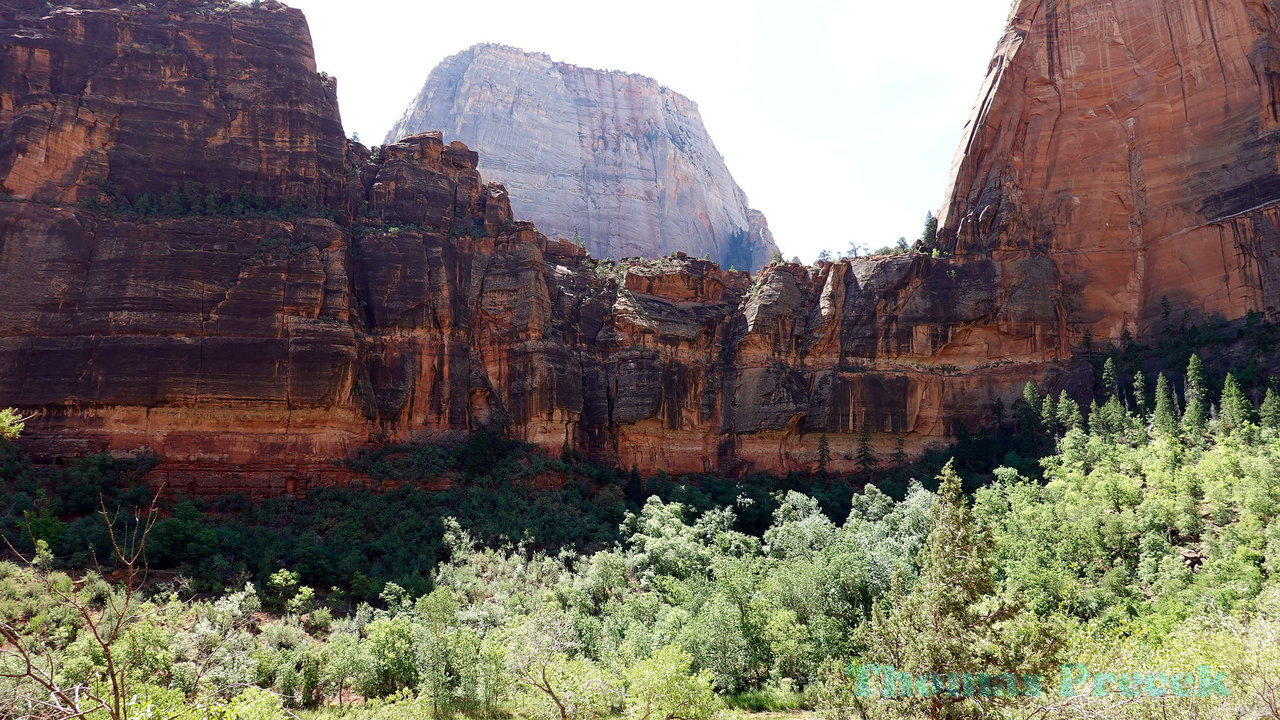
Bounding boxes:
939 0 1280 340
386 44 780 271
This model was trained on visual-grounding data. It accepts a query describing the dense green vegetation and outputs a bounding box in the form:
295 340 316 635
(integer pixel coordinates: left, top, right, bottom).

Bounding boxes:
7 354 1280 718
78 179 340 222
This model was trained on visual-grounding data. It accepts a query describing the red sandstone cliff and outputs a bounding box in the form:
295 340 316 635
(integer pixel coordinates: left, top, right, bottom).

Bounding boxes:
8 0 1274 491
939 0 1280 338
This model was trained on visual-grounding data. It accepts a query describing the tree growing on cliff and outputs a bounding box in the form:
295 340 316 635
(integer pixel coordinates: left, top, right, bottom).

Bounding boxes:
891 432 908 466
0 407 27 440
921 212 938 245
856 424 876 472
817 435 831 475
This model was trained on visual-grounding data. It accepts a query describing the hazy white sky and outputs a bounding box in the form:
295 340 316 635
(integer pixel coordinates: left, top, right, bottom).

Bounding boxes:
288 0 1012 263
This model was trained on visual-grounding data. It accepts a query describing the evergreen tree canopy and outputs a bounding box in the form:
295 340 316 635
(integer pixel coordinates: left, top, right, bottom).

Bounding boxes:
1219 373 1255 435
1183 354 1209 435
1154 373 1179 437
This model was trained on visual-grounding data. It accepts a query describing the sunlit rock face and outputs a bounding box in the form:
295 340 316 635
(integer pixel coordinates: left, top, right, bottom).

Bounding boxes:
938 0 1280 337
386 44 780 271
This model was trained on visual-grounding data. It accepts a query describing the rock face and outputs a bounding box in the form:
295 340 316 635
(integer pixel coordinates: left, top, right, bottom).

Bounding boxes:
6 0 1280 493
938 0 1280 337
0 0 348 208
0 1 1054 490
385 44 780 271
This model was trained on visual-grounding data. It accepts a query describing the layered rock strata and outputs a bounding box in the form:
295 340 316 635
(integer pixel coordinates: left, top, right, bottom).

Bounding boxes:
0 1 1043 491
386 44 780 271
7 0 1280 492
938 0 1280 336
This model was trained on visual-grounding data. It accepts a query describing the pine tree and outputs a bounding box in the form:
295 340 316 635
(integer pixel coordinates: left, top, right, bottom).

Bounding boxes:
1018 382 1041 435
856 423 877 473
1096 396 1128 438
891 432 908 465
1086 400 1102 435
816 434 831 475
1219 373 1254 434
1102 357 1118 399
1056 390 1083 432
1040 393 1058 436
865 461 1060 718
1153 373 1179 438
1263 386 1280 430
1182 354 1208 435
1132 371 1148 414
992 398 1005 429
921 211 938 245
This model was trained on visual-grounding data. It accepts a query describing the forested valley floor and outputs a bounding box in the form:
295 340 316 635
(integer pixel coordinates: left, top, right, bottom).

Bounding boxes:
6 334 1280 719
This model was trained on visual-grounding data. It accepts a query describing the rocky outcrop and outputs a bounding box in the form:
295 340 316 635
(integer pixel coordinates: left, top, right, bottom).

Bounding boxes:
9 0 1280 492
0 0 349 208
938 0 1280 339
386 44 780 271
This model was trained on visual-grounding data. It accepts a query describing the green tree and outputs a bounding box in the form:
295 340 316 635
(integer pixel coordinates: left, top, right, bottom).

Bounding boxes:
364 616 419 696
891 432 908 465
1183 354 1208 435
1219 372 1255 435
856 424 876 473
266 568 300 610
864 461 1059 719
1132 370 1148 414
1153 373 1179 438
816 434 831 475
1262 386 1280 430
1039 393 1058 436
1018 382 1041 436
921 211 938 245
287 586 315 617
1101 357 1118 399
763 492 836 559
502 610 618 720
1055 390 1082 433
0 407 26 440
320 633 372 708
412 588 477 716
623 645 718 720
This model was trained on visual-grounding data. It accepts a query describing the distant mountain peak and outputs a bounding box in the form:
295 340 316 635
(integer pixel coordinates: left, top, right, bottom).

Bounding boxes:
387 44 778 270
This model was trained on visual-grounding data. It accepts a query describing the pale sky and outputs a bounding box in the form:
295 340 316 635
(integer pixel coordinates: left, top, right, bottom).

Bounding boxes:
288 0 1012 263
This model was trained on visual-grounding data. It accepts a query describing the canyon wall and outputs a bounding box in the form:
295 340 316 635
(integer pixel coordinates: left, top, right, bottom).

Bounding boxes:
0 1 1054 490
6 0 1280 492
386 44 780 271
938 0 1280 338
